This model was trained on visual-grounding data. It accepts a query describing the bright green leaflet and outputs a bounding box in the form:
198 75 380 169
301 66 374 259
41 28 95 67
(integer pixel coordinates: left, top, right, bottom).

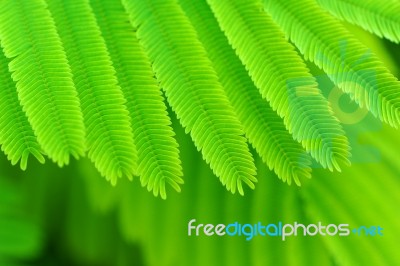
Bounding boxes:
264 0 400 129
90 0 183 199
207 0 350 171
0 48 44 170
45 0 137 184
317 0 400 43
179 0 312 185
0 0 85 166
122 0 257 194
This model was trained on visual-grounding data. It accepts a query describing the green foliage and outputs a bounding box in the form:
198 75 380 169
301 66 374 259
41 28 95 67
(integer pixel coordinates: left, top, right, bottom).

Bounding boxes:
317 0 400 43
0 0 85 166
2 116 400 265
77 117 400 266
179 0 312 185
0 49 44 170
0 0 399 197
90 0 183 199
45 0 137 184
206 0 350 172
122 0 257 194
264 0 400 128
1 1 400 265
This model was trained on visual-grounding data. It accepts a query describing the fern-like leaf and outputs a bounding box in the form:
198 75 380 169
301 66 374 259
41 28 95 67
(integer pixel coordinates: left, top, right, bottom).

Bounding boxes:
0 0 85 166
122 0 257 194
45 0 137 184
317 0 400 44
0 48 45 170
264 0 400 128
90 0 183 199
207 0 350 171
179 0 312 185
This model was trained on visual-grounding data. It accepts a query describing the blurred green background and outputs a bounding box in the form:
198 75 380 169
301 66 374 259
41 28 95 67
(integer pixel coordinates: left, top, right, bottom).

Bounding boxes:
1 22 400 266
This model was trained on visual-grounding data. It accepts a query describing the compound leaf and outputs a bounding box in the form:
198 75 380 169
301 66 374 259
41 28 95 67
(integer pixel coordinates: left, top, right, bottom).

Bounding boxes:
0 0 85 166
122 0 257 194
264 0 400 129
208 0 350 171
91 0 183 199
317 0 400 43
0 48 45 170
46 0 137 184
179 0 312 185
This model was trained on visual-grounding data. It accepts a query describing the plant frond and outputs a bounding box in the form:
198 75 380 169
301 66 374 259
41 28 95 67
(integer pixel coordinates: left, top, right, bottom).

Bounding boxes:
207 0 350 171
179 0 312 185
264 0 400 129
0 48 45 170
122 0 257 194
0 0 85 166
46 0 137 184
90 0 183 199
317 0 400 44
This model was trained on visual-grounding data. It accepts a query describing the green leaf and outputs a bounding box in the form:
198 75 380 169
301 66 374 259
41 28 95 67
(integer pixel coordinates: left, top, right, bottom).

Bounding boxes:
317 0 400 44
179 0 312 185
122 0 257 194
264 0 400 129
0 0 85 166
207 0 350 171
46 0 137 184
0 47 45 170
90 0 183 199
